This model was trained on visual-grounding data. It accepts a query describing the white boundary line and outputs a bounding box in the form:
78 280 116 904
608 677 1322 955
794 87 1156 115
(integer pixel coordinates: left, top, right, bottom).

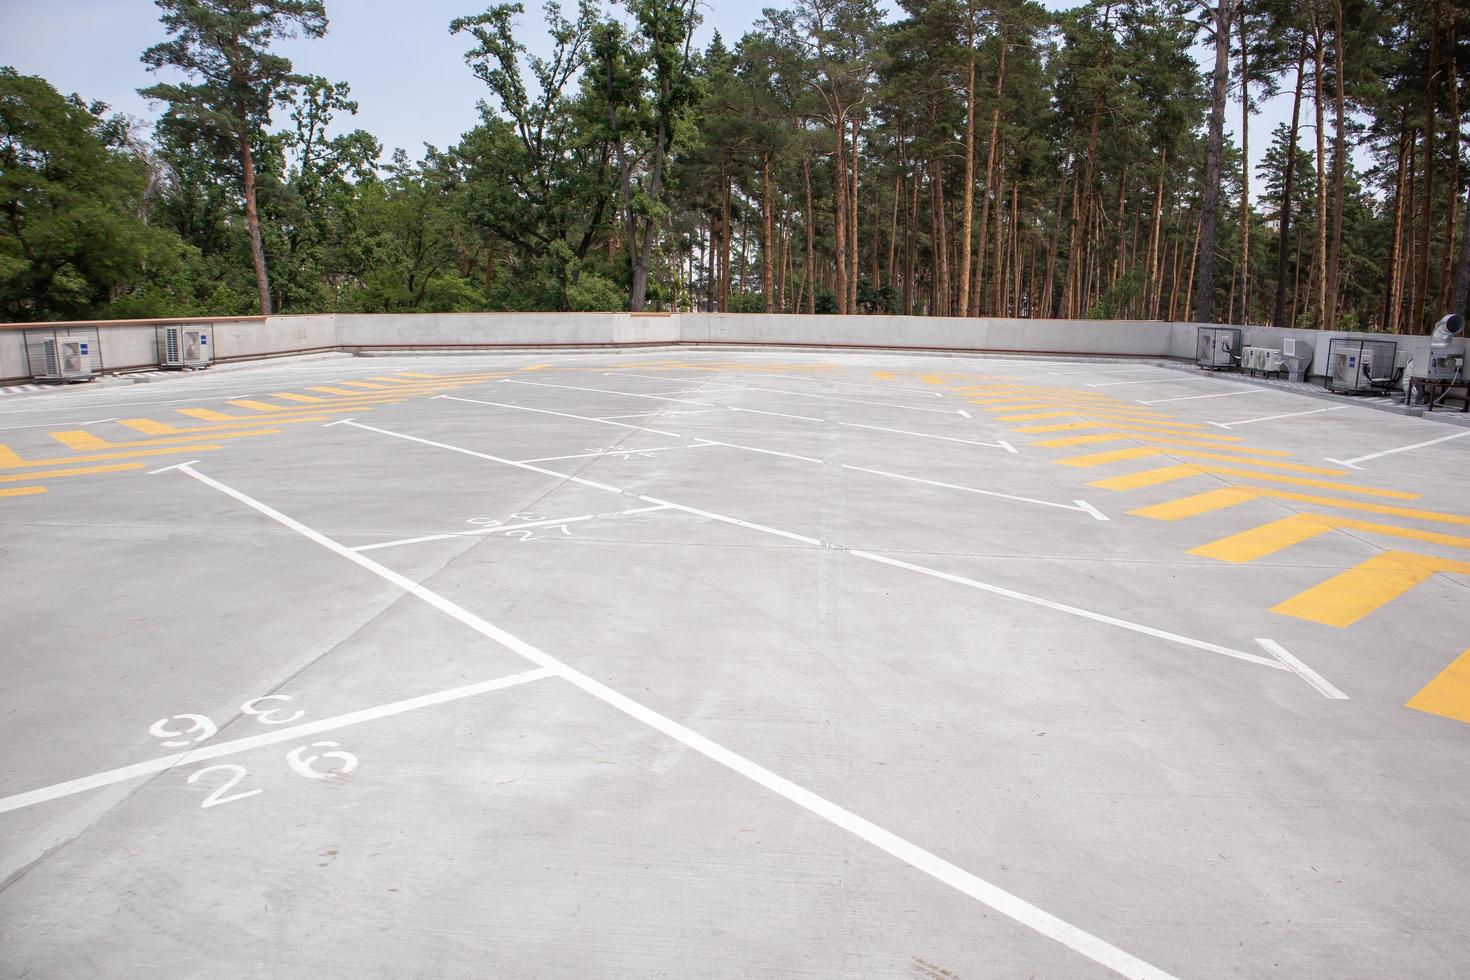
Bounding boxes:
1208 406 1348 428
350 505 674 553
706 382 965 416
155 462 1178 980
1086 378 1191 388
516 445 690 464
502 378 717 407
601 369 948 398
728 406 1016 452
440 396 1077 516
342 418 1281 672
1326 429 1470 469
1255 639 1349 700
1139 389 1270 405
0 667 557 815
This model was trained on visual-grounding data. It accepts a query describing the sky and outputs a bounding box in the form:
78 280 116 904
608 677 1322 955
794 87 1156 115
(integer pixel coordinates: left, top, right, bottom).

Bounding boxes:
0 0 1299 196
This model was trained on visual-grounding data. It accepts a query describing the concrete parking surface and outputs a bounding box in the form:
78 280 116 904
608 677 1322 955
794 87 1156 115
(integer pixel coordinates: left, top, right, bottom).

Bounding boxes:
1 350 1468 979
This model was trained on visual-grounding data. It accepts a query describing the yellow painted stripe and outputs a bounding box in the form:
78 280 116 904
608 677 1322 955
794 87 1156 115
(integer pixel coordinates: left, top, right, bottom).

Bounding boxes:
872 371 896 381
1272 551 1470 627
519 363 551 371
178 406 364 423
1 444 222 470
1407 647 1470 725
0 463 143 483
0 445 21 466
49 431 111 451
1192 513 1470 563
1 486 46 498
1089 464 1419 499
1013 421 1237 437
272 392 331 403
338 381 398 390
60 430 277 449
123 414 330 435
227 399 302 412
1057 447 1345 474
1130 486 1470 528
997 410 1189 423
1033 433 1279 453
368 376 422 385
178 408 239 422
309 386 367 396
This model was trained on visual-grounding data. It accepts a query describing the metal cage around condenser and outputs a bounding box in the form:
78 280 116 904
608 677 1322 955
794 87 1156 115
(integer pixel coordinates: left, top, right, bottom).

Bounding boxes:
1196 327 1242 371
1325 337 1399 395
23 326 103 382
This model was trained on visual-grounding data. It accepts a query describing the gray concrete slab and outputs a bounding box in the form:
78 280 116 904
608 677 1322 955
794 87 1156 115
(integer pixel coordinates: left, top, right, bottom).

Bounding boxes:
2 350 1469 979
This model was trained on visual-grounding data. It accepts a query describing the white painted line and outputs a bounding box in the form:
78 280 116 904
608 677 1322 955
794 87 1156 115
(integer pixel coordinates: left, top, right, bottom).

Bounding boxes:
1139 389 1271 405
503 378 716 407
997 440 1018 454
699 382 963 416
1327 429 1470 468
1209 406 1348 428
147 459 204 474
1086 378 1190 388
1255 639 1349 700
349 419 1280 675
516 445 687 464
595 411 712 420
1049 366 1159 377
603 370 948 398
87 417 119 424
957 409 971 418
160 462 1177 980
840 463 1106 519
439 395 685 439
0 667 557 815
729 406 1016 452
351 505 675 552
853 550 1286 671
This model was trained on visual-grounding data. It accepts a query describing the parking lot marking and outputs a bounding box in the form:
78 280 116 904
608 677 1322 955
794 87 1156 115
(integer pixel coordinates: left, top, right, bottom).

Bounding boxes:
1015 421 1242 438
840 463 1107 519
1255 639 1349 699
504 378 717 407
1209 406 1348 428
516 446 694 464
0 666 557 816
1033 433 1267 451
345 419 1283 673
0 486 46 497
228 399 301 413
156 460 1182 980
1090 465 1420 499
708 382 967 416
1086 378 1189 388
352 504 675 553
49 427 279 449
0 444 224 470
0 462 145 482
1407 647 1470 724
1131 485 1470 528
726 407 1016 451
1327 430 1470 469
1272 551 1470 627
1190 514 1470 563
1057 447 1348 474
1140 389 1271 405
0 444 21 465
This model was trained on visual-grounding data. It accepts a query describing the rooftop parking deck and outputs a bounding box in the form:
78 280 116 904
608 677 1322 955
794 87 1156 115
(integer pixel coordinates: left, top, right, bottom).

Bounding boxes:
1 349 1468 979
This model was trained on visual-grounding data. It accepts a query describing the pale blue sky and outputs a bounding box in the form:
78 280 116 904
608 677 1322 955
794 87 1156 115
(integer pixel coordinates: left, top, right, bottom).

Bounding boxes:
1 0 1297 189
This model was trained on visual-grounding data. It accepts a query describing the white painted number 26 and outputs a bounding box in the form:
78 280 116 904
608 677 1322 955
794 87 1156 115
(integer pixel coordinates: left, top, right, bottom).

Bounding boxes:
285 741 359 780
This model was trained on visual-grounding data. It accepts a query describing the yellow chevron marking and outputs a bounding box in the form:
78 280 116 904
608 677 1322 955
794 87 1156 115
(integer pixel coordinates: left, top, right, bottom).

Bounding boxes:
1 485 46 498
338 381 398 390
996 410 1186 423
123 414 330 435
228 399 299 412
55 429 277 450
0 445 222 470
1057 447 1345 474
270 392 330 403
399 372 446 379
519 363 551 371
1089 465 1418 499
1407 647 1470 725
1014 421 1234 437
0 445 22 466
1272 551 1470 627
49 431 110 451
1191 514 1470 563
1033 433 1271 451
368 376 423 384
309 386 366 395
178 406 367 423
0 463 143 483
1131 486 1470 528
873 371 897 381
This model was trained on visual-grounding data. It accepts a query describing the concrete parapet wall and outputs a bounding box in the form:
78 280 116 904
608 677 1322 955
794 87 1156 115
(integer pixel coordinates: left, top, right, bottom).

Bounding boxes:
0 311 1431 384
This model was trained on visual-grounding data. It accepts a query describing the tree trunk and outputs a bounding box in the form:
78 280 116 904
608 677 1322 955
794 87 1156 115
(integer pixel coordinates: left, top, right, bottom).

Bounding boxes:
1273 43 1307 327
1065 89 1105 318
1325 0 1347 329
931 156 949 316
1452 181 1470 314
1191 0 1237 323
1311 11 1329 327
1414 0 1442 332
849 113 860 312
833 111 849 314
1146 150 1166 317
238 131 272 315
803 154 816 315
762 155 775 313
1239 11 1251 325
974 38 1007 316
957 7 979 317
1385 123 1411 333
1438 14 1459 312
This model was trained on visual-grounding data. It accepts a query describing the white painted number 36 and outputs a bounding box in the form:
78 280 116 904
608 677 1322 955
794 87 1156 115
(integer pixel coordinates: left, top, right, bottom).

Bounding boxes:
285 741 359 780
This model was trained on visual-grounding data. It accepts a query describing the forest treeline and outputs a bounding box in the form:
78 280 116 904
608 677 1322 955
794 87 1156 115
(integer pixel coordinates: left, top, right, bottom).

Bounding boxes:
2 0 1469 331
